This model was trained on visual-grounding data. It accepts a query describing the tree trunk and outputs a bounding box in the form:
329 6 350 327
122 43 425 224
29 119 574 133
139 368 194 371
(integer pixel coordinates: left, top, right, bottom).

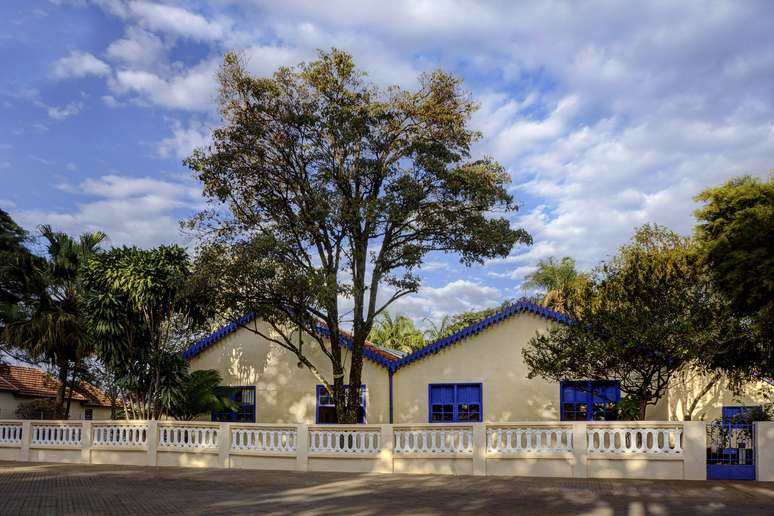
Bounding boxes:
55 357 69 414
638 399 648 420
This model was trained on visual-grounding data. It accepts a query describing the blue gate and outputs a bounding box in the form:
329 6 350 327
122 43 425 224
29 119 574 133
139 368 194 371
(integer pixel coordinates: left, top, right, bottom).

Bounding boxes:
706 407 756 480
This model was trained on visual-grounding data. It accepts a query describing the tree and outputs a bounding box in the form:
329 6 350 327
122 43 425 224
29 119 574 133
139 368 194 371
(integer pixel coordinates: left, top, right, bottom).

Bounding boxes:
82 245 209 420
694 174 774 378
522 225 746 419
3 225 105 416
368 312 425 353
523 256 588 316
0 209 42 331
166 369 236 421
423 314 453 340
187 49 531 423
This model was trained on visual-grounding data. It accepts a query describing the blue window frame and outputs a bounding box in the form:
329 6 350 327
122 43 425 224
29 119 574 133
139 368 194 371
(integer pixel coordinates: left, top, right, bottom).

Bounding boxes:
316 385 366 424
560 381 620 421
428 383 482 423
212 386 256 423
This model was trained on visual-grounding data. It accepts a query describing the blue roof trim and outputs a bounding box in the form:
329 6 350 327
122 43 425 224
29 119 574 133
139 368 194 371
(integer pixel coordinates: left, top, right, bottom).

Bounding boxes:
181 312 258 360
181 314 398 369
181 300 571 372
389 300 572 372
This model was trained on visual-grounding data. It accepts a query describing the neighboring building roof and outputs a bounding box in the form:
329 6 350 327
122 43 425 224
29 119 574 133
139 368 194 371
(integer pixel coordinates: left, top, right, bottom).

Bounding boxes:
0 364 112 407
182 300 570 373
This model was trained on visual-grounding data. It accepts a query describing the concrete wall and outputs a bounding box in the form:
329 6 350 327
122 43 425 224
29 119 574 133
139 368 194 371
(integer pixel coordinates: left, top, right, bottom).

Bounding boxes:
392 313 562 423
188 320 391 424
0 419 715 481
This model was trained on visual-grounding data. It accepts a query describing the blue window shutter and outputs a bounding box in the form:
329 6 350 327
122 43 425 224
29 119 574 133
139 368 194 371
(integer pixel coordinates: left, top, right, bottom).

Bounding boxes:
430 385 455 404
456 384 481 403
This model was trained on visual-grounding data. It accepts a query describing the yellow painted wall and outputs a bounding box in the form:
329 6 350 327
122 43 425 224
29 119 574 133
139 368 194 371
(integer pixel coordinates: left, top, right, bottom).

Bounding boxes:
663 370 774 421
188 320 391 424
392 312 562 423
0 391 112 420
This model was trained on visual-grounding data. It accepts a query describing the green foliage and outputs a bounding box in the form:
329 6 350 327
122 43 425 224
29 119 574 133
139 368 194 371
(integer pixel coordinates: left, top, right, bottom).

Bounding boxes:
523 257 588 316
439 302 511 338
0 209 43 328
694 174 774 377
3 225 105 413
82 245 208 419
368 312 425 353
166 369 236 421
523 225 746 419
187 49 530 423
15 398 65 420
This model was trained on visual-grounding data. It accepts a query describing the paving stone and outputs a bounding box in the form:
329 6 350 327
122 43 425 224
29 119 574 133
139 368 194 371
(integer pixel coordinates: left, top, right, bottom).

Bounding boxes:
1 460 773 515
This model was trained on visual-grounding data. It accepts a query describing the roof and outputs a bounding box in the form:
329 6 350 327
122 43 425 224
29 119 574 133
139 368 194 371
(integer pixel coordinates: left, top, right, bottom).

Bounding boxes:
182 300 570 372
389 300 572 371
181 313 403 367
0 365 112 407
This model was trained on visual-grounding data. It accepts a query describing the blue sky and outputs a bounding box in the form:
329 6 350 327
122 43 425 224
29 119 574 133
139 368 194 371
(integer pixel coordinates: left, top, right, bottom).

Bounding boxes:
2 1 773 324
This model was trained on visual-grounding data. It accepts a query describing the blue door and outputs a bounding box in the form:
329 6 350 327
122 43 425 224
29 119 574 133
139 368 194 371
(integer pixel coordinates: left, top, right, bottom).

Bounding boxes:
706 406 756 480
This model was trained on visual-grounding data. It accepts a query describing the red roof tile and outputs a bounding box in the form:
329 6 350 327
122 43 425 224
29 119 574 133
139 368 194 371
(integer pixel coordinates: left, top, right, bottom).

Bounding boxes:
0 365 112 407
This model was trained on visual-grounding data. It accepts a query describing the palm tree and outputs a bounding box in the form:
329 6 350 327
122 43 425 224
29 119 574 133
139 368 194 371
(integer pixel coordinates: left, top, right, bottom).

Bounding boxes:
368 312 425 353
523 256 588 316
423 314 453 340
3 225 106 416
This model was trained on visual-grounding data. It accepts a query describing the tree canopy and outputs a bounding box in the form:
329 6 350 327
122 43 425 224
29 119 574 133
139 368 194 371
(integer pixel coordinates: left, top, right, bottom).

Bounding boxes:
2 225 105 414
187 49 530 422
694 173 774 378
82 245 210 419
522 225 746 419
523 257 588 316
368 312 425 353
0 209 42 330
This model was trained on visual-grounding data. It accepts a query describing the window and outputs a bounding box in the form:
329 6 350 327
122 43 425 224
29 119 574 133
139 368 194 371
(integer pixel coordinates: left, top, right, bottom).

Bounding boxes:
560 381 619 421
212 386 256 423
84 409 93 420
428 383 482 423
316 385 366 424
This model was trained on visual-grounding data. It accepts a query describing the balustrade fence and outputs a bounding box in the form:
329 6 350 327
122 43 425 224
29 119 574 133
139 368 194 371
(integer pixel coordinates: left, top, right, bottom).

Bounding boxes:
0 420 720 480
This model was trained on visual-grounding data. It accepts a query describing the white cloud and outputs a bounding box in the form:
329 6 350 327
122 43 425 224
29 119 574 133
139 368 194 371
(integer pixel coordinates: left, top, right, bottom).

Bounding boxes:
126 1 229 42
158 120 210 160
52 51 110 79
15 174 203 248
47 101 83 120
101 95 121 107
109 58 219 111
106 26 165 67
390 280 501 322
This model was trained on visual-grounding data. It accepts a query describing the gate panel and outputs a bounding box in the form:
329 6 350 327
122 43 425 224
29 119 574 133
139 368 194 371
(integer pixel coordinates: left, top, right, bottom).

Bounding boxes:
706 410 756 480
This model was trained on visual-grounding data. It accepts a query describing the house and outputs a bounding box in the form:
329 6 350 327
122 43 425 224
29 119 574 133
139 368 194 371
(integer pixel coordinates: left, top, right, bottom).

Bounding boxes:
185 301 772 424
0 364 113 420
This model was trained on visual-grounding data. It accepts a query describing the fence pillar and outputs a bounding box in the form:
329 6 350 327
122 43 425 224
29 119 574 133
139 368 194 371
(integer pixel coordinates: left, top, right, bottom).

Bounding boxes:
80 421 92 464
19 421 32 462
571 422 588 478
217 423 231 468
295 424 309 472
146 420 158 466
755 422 774 482
472 423 486 476
682 421 706 480
379 424 394 473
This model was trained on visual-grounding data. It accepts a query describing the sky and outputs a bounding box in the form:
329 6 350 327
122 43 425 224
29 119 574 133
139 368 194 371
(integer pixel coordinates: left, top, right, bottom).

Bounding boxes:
1 0 773 325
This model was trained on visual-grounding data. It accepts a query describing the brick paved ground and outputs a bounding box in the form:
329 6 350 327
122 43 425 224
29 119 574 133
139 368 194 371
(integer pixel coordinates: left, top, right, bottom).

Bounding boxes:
0 461 773 515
